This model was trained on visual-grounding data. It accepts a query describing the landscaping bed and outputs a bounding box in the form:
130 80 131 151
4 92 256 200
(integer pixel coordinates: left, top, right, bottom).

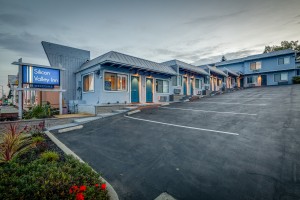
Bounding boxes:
0 123 109 200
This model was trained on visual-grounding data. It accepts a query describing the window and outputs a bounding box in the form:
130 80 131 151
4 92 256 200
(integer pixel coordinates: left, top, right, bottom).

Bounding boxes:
204 76 208 84
250 62 261 70
179 76 182 86
247 76 258 84
278 57 290 65
274 73 288 82
172 76 177 86
297 69 300 76
104 72 127 91
195 79 200 88
156 79 169 93
83 73 94 92
274 74 280 82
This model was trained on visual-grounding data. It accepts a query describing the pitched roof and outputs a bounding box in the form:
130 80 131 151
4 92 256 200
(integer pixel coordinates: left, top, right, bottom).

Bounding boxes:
216 49 295 66
207 66 228 76
161 60 209 75
78 51 177 75
222 67 239 76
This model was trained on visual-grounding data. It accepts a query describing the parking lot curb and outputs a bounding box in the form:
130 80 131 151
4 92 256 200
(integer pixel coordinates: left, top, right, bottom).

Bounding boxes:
127 110 141 115
44 130 119 200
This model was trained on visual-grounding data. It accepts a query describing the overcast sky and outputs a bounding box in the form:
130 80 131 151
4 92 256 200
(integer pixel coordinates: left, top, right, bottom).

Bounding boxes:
0 0 299 93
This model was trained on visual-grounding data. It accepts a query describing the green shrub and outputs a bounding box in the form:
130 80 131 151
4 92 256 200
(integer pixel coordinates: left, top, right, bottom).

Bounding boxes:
32 136 45 149
0 123 33 163
32 136 45 144
24 104 53 119
0 156 109 200
292 76 300 84
40 151 59 162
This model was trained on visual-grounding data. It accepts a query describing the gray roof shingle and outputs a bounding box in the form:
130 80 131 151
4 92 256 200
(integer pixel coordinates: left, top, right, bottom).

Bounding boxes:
222 67 239 76
161 60 209 75
207 66 228 76
78 51 177 75
216 49 295 66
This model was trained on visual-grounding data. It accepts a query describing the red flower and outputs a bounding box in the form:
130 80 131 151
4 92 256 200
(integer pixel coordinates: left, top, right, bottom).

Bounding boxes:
70 185 78 194
95 184 99 187
101 183 106 190
76 193 85 200
79 185 86 192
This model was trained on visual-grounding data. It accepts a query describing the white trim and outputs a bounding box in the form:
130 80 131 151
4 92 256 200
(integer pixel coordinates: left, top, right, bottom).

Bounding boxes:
130 74 141 103
155 78 170 94
278 56 290 65
145 77 154 103
82 72 95 93
102 70 129 93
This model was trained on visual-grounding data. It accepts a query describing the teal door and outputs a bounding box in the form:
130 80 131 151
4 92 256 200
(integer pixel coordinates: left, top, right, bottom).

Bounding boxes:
190 78 194 95
146 78 153 103
183 77 187 95
131 76 139 103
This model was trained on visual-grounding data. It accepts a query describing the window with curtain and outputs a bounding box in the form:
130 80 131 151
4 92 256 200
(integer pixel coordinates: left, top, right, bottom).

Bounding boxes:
278 57 290 65
83 73 94 92
172 76 177 86
195 79 200 88
250 62 261 70
274 73 288 82
156 79 169 93
104 72 127 91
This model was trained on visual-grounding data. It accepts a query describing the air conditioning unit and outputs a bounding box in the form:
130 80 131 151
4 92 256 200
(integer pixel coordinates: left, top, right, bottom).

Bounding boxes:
158 96 168 102
174 88 181 94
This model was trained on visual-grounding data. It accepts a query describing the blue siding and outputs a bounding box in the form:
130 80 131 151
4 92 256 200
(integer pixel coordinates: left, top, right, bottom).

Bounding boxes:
244 53 295 74
215 51 297 87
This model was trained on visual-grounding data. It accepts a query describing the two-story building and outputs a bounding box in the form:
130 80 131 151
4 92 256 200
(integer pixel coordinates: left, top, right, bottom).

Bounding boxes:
212 49 298 87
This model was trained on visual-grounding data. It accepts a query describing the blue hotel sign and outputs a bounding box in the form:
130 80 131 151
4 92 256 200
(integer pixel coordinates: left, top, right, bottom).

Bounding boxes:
22 65 60 86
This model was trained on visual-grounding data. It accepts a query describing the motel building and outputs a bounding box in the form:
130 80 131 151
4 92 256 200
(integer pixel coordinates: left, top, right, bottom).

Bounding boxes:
75 51 178 106
160 60 209 100
9 41 300 117
222 68 240 89
213 49 300 87
199 65 228 92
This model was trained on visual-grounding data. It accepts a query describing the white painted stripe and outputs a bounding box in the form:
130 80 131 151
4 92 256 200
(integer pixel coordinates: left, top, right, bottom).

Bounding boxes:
192 102 267 106
212 97 272 100
124 116 239 136
161 107 257 116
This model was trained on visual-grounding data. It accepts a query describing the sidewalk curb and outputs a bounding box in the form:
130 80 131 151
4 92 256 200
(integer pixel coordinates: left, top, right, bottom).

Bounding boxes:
45 131 119 200
127 110 141 115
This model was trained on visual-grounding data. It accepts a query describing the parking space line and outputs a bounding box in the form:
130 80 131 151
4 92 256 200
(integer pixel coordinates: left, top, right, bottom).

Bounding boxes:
124 116 239 136
161 107 257 116
192 102 267 106
212 97 272 100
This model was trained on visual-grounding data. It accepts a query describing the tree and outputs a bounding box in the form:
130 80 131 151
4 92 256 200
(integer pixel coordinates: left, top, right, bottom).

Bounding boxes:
263 40 300 53
221 55 227 62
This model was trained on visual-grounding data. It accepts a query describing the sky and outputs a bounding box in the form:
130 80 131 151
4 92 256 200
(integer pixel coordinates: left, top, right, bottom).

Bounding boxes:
0 0 299 94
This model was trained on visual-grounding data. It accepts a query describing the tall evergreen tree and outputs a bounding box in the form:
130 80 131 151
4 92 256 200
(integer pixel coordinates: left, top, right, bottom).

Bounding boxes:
221 55 227 62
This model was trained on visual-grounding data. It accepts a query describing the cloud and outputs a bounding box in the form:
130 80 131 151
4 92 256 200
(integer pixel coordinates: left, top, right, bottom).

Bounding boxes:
0 13 32 27
184 10 245 25
192 49 259 66
0 32 46 57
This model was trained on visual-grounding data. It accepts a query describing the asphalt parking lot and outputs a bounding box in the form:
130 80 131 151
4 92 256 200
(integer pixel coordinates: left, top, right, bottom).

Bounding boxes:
54 85 300 200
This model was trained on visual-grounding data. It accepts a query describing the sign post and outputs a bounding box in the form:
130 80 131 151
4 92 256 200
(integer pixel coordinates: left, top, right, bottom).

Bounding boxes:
18 58 22 119
12 61 65 119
